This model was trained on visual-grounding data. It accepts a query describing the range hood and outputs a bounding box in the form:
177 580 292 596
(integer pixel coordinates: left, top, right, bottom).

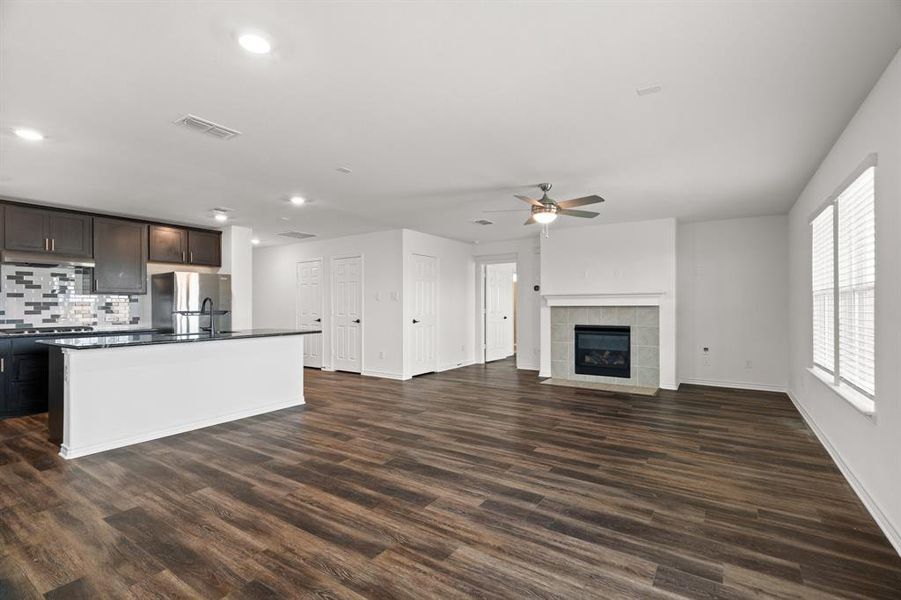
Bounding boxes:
0 250 95 268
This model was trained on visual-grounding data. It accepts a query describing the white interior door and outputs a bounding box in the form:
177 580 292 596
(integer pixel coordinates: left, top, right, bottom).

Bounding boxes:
410 253 438 376
485 263 515 362
296 259 323 368
332 256 362 373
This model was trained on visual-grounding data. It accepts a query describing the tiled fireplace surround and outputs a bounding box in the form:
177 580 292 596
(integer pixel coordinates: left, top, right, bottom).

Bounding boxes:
540 292 676 390
551 305 660 388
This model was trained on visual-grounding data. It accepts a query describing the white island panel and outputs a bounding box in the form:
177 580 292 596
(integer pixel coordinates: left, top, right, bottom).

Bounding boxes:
61 335 304 458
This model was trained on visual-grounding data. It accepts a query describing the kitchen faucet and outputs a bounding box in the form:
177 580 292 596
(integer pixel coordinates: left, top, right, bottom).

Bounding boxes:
200 296 217 336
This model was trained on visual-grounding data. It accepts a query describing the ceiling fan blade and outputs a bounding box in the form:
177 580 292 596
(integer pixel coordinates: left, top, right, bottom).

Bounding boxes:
556 195 605 209
524 214 536 225
482 209 526 213
557 208 599 218
515 194 543 207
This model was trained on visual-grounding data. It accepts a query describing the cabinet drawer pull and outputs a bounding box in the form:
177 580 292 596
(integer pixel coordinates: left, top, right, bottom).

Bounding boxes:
44 238 49 251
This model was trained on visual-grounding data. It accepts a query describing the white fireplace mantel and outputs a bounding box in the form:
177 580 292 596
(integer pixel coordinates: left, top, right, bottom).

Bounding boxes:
543 292 667 307
538 291 677 390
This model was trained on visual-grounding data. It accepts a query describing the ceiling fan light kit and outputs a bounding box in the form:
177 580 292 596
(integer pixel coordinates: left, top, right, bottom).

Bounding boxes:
511 182 605 233
532 205 558 224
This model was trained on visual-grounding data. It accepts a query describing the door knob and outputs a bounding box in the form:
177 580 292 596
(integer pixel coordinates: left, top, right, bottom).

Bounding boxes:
503 316 508 320
412 319 420 324
314 318 321 322
353 318 361 324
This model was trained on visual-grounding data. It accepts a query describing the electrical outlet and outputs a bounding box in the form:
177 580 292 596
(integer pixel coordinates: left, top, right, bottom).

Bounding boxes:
379 351 385 360
745 360 753 369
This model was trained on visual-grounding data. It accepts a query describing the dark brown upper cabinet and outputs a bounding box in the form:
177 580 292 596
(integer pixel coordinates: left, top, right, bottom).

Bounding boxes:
149 225 188 263
5 206 49 253
187 230 221 266
93 218 148 294
4 205 92 257
48 212 93 256
149 226 221 267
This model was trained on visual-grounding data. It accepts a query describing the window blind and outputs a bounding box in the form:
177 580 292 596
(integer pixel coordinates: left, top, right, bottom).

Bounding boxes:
836 166 875 397
811 206 834 373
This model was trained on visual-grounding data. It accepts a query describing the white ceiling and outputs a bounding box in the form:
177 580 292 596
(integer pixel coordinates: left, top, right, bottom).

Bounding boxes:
1 1 900 246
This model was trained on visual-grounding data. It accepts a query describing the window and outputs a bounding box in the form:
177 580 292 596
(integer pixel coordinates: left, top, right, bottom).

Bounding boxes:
810 161 876 404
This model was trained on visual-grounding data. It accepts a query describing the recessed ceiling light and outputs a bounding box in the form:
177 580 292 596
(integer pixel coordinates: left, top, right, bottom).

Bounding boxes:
238 33 271 55
213 212 229 222
289 195 306 206
336 167 353 174
251 238 260 245
14 128 44 141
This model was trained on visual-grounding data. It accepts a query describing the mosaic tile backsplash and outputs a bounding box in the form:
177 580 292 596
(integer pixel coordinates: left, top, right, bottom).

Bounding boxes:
0 265 149 329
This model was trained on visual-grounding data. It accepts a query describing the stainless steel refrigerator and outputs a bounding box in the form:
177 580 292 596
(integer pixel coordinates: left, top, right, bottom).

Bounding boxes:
151 272 232 334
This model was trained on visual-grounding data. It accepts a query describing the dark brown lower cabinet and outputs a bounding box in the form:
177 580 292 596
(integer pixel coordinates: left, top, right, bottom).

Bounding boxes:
93 218 148 294
0 341 9 417
0 339 47 418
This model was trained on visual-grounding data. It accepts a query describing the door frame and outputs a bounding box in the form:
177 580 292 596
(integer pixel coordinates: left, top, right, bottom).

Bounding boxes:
295 257 324 369
473 252 519 365
408 252 439 377
330 253 364 374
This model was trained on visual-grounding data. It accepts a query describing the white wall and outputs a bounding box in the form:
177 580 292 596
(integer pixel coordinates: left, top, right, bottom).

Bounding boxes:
539 218 678 388
787 49 901 552
473 236 542 370
678 216 789 391
252 230 404 377
402 229 476 377
220 225 254 330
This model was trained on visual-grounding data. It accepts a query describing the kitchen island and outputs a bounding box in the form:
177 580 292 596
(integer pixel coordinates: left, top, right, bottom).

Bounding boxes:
39 328 321 459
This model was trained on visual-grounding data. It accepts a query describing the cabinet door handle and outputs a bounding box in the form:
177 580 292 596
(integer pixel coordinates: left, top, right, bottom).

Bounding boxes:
353 318 361 324
1 357 5 373
51 238 55 252
189 251 193 263
412 319 420 324
94 278 99 291
182 250 186 262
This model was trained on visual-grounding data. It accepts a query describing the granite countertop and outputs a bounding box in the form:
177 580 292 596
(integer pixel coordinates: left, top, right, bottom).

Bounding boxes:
36 328 323 350
0 326 159 339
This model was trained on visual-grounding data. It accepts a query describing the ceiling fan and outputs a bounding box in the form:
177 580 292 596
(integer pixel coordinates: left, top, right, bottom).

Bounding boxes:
484 183 605 226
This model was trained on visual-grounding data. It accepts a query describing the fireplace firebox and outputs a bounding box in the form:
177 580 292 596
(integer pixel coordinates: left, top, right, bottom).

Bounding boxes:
574 325 631 378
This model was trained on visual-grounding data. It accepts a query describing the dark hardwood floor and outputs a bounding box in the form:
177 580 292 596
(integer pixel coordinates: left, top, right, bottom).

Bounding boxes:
1 358 899 599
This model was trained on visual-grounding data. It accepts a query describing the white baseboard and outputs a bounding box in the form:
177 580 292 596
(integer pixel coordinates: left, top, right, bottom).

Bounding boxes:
786 389 901 557
60 396 306 460
678 377 787 394
438 359 475 373
361 369 405 380
516 362 540 371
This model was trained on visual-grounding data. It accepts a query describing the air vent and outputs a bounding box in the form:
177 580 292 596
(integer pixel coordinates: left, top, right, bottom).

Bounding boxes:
636 85 662 97
472 219 494 226
174 114 241 140
277 231 316 240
